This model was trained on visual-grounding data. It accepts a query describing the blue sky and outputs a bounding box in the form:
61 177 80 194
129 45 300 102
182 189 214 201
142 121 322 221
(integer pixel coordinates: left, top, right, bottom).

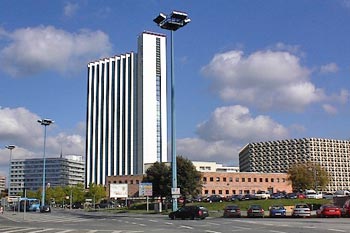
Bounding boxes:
1 0 350 177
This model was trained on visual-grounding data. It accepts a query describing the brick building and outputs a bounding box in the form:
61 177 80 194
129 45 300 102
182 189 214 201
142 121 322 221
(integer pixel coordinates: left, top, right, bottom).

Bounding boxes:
105 171 292 198
106 175 144 198
201 172 292 196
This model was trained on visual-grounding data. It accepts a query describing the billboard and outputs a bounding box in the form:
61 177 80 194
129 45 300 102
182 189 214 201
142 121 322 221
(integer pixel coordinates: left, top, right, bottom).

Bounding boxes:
110 183 128 198
139 182 153 197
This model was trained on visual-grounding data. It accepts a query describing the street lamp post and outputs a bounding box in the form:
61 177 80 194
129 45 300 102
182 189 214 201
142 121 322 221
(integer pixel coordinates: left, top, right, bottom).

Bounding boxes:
154 10 190 211
37 118 54 208
5 145 15 197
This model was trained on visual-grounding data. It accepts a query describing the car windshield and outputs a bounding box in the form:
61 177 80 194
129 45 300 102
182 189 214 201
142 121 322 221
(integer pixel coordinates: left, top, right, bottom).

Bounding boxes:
296 204 308 208
271 205 284 210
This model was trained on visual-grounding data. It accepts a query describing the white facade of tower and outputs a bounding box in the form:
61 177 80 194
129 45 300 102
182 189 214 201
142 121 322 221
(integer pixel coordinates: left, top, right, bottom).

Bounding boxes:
137 31 168 171
86 32 167 187
86 53 136 186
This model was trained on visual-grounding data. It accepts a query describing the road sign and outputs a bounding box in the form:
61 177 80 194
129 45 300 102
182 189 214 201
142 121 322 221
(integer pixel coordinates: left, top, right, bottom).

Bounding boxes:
139 183 153 197
171 188 180 195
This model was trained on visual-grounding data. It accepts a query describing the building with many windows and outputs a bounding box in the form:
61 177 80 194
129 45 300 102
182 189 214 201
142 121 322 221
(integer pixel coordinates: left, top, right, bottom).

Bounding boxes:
9 155 84 196
85 31 167 187
105 161 292 198
239 138 350 191
0 175 5 194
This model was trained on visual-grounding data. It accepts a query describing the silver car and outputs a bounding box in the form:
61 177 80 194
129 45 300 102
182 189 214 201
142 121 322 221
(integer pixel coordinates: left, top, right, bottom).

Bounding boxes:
292 204 311 217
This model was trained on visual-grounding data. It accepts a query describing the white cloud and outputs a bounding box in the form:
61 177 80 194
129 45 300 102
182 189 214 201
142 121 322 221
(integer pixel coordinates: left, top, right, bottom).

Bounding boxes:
177 105 290 165
177 138 240 165
197 105 289 142
0 107 85 175
320 62 339 74
273 42 304 56
322 104 338 115
201 49 332 111
64 2 79 17
0 26 112 76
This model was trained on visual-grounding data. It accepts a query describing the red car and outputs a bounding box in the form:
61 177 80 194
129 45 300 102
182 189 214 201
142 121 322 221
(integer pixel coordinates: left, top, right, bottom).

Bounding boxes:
316 205 341 218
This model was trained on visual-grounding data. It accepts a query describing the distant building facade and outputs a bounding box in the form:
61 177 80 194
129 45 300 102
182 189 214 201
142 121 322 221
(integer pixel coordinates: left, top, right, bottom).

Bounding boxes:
9 155 84 196
192 161 240 173
239 138 350 191
0 176 5 194
201 172 291 196
106 161 291 198
85 31 167 187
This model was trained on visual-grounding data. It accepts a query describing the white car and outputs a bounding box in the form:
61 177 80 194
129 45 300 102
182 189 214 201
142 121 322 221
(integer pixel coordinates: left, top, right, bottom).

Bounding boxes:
305 189 322 199
255 190 270 199
292 204 311 217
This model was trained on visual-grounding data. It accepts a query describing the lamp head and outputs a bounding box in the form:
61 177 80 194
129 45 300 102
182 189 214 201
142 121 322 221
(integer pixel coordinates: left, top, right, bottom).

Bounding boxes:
5 145 15 150
38 119 54 126
153 13 166 25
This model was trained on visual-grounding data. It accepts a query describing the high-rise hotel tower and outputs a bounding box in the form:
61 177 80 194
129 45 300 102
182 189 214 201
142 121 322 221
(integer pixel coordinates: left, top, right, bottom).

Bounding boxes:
86 32 167 186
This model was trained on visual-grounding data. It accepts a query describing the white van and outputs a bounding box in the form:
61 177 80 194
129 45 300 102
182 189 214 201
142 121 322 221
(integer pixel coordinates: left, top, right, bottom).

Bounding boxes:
305 189 322 199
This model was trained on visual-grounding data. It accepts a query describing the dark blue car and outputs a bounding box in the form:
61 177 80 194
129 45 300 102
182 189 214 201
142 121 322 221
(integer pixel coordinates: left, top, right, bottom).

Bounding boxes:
269 205 286 217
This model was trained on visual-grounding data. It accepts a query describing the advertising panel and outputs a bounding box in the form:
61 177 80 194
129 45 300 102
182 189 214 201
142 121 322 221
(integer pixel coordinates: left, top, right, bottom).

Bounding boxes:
139 182 153 197
110 183 128 198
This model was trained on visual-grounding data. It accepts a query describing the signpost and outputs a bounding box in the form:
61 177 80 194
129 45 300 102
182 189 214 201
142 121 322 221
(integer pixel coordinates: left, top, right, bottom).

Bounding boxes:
139 183 152 212
171 188 181 199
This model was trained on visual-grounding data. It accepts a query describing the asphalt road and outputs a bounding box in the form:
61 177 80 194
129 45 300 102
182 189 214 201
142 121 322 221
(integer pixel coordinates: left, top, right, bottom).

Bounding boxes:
1 209 350 233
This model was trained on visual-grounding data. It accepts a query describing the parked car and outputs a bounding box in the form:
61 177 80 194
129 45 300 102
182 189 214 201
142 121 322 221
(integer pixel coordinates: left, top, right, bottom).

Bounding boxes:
223 205 241 218
206 195 223 203
169 206 209 220
40 205 51 213
305 189 323 199
230 194 244 201
316 205 341 218
270 193 283 199
269 204 286 217
247 204 264 218
72 202 84 209
286 192 297 199
322 192 334 200
95 200 114 208
255 190 270 200
297 193 306 199
334 190 350 197
292 204 311 217
242 194 256 201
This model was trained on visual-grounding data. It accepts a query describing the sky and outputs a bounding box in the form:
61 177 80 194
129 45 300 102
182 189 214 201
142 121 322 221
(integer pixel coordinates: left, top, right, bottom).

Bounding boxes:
1 0 350 177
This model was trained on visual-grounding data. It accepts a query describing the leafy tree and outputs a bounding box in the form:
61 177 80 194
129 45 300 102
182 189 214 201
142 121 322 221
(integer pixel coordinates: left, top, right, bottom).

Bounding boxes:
65 183 86 203
143 161 171 199
176 156 202 199
143 156 202 201
287 161 329 191
50 186 66 205
85 183 106 203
